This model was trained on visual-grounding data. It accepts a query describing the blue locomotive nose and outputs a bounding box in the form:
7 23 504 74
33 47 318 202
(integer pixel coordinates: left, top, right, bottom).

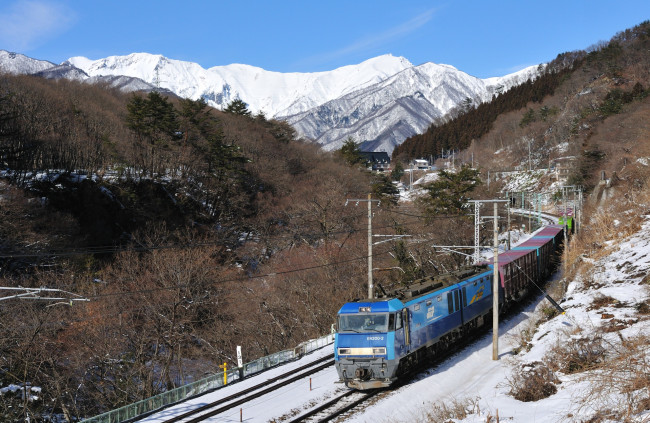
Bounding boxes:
334 300 404 389
335 332 389 358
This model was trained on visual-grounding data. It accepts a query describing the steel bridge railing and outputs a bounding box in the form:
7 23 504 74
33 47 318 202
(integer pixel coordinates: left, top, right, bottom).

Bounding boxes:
80 334 335 423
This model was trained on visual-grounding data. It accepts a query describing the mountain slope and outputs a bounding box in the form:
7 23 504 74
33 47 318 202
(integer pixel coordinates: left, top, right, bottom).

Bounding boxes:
2 50 539 153
281 63 542 152
64 53 413 117
0 50 55 74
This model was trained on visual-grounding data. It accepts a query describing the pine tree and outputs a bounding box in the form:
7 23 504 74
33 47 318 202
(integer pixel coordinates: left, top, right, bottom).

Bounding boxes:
338 137 363 166
125 91 178 175
390 161 405 181
224 98 252 116
418 165 481 217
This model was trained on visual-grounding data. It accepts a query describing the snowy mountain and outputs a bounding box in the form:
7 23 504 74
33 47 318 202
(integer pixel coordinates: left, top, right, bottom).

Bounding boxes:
0 50 541 153
280 63 542 153
64 53 413 117
0 50 55 75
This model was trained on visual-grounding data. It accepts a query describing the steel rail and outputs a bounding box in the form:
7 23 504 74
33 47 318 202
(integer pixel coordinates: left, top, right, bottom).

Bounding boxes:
286 389 381 423
159 355 334 423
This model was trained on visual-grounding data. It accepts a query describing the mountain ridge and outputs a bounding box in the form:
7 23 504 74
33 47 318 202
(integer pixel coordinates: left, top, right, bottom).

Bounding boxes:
1 50 540 153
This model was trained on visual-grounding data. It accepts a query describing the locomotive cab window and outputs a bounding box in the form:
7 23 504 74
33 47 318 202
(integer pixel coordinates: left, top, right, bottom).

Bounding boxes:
338 313 389 333
394 311 403 330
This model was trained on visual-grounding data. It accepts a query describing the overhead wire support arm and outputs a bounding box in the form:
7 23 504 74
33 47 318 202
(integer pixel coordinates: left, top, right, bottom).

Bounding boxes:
0 287 90 304
372 234 412 246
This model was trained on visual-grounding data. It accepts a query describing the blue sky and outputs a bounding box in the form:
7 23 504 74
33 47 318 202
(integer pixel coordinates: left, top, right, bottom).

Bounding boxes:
1 0 649 78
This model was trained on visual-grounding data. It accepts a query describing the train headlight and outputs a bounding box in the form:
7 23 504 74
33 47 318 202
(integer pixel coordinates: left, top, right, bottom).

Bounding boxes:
372 347 386 355
338 348 351 355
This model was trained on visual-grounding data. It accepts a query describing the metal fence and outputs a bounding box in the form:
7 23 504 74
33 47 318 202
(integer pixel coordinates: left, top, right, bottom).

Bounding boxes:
80 334 334 423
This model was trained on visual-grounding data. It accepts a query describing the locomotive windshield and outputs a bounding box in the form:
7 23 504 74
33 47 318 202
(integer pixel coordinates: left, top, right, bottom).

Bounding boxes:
338 313 390 333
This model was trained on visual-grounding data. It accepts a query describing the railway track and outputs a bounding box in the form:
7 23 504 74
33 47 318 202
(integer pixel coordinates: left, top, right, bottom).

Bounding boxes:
157 354 334 423
286 388 382 423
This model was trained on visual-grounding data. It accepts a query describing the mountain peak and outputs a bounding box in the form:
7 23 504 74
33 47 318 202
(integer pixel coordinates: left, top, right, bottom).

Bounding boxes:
0 50 55 74
1 50 540 154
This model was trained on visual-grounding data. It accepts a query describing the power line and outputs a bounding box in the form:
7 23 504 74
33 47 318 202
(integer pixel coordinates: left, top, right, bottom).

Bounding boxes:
85 246 397 301
0 213 432 260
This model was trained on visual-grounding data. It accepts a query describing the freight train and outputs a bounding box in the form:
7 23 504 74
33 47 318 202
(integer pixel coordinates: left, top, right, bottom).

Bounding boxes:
334 224 565 389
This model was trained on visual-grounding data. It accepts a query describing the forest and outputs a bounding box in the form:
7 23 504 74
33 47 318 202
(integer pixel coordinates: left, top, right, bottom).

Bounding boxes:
1 20 650 422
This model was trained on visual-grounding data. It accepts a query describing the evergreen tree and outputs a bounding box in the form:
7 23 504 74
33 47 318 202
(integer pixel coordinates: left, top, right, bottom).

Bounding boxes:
417 165 481 217
178 97 213 145
371 173 399 205
338 137 363 166
390 161 405 181
224 98 252 116
125 91 178 175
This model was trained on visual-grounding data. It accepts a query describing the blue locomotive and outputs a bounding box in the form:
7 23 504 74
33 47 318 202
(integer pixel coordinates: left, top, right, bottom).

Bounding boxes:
334 224 564 389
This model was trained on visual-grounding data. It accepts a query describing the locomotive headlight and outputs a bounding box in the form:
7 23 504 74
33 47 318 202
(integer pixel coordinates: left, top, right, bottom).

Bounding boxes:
338 348 351 355
372 347 386 355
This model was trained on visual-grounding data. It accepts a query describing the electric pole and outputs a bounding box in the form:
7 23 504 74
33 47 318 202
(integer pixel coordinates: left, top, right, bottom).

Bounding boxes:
468 199 507 360
345 194 380 299
492 202 499 360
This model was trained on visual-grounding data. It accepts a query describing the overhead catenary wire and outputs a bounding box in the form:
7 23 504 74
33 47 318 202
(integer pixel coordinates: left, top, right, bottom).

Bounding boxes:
1 196 480 307
0 214 437 260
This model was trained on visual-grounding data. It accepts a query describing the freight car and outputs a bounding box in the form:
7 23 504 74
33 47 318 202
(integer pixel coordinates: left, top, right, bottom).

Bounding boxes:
334 224 564 390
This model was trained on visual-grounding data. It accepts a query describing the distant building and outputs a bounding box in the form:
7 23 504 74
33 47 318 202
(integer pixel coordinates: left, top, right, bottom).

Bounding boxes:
360 151 391 172
550 157 576 183
411 158 430 170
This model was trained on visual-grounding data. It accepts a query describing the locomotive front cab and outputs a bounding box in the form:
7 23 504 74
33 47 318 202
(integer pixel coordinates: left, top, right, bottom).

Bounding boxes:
334 299 405 389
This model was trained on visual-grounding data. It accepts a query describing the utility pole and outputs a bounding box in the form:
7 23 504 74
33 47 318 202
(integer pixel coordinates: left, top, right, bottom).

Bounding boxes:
474 202 481 264
492 202 499 361
367 193 373 299
468 199 507 360
507 199 511 250
345 194 380 299
528 193 534 233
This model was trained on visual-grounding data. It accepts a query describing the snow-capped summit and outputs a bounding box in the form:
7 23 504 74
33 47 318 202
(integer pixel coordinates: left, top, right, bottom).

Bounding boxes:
281 61 542 153
1 50 542 153
65 52 413 118
0 50 55 75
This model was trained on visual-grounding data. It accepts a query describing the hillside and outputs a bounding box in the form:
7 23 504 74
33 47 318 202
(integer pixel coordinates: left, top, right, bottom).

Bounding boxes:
0 75 392 419
396 20 650 194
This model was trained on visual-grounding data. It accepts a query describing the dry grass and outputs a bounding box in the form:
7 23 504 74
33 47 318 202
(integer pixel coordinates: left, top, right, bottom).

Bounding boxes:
574 333 650 420
564 169 650 286
587 294 620 311
545 331 607 374
421 396 481 423
508 315 538 355
505 361 559 402
382 396 481 423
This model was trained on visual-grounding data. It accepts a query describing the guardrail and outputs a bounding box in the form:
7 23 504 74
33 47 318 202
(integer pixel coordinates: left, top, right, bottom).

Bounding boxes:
81 334 335 423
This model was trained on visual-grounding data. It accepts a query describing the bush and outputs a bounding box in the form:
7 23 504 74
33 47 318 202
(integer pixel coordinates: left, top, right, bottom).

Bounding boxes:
507 361 559 402
546 334 606 374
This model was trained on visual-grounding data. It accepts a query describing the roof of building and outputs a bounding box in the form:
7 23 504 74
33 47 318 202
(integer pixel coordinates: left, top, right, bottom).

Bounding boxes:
359 151 390 163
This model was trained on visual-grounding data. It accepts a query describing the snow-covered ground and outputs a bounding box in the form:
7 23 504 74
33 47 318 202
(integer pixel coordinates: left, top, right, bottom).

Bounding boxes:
136 214 649 422
355 217 650 423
